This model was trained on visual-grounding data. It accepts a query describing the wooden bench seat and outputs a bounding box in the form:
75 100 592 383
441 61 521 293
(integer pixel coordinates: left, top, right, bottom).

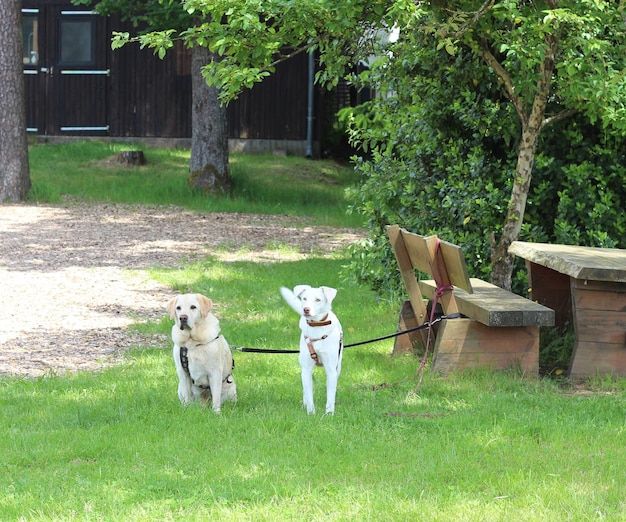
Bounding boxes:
419 278 554 327
386 225 555 374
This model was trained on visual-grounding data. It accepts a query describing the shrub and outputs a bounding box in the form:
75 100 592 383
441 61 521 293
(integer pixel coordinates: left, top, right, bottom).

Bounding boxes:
343 32 626 297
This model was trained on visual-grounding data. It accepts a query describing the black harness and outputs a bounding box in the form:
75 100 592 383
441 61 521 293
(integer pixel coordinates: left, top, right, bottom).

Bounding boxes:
179 336 235 390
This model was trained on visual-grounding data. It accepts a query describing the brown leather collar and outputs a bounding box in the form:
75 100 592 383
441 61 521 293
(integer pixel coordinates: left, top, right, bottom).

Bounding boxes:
307 315 332 327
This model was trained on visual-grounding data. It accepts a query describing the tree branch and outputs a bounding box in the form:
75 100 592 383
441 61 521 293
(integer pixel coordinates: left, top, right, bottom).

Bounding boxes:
268 44 311 69
479 41 527 126
542 108 577 129
457 0 497 35
531 32 559 131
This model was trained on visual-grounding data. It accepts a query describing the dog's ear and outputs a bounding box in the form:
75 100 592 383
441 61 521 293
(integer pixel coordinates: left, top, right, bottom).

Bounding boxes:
197 294 213 318
166 297 178 319
293 285 311 298
321 286 337 303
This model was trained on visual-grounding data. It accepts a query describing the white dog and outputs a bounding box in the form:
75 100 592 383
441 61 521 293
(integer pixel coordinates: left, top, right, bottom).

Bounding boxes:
166 293 236 413
280 285 343 414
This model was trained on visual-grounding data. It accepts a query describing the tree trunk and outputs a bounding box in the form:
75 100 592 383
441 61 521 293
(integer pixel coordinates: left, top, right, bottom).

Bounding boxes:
490 125 539 290
188 44 231 194
490 33 559 291
0 0 31 201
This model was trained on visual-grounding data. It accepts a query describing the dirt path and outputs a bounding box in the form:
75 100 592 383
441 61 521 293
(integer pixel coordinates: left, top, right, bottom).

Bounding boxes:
0 202 363 377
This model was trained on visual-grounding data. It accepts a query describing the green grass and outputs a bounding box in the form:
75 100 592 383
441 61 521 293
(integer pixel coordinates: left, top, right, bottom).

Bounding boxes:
3 347 626 520
2 141 626 520
27 140 362 227
3 255 626 521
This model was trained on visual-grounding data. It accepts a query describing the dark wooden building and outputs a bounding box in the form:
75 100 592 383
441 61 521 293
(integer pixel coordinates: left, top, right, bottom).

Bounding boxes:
21 1 336 156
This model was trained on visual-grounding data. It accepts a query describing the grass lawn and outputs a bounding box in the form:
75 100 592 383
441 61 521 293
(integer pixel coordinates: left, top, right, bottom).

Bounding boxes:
1 142 625 520
27 140 362 227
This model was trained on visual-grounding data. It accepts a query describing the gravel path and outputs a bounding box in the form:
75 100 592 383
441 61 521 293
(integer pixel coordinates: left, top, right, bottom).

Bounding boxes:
0 202 364 377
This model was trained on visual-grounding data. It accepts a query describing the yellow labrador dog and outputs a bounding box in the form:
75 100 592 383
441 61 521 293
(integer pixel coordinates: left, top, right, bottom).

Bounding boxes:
166 293 236 413
280 285 343 415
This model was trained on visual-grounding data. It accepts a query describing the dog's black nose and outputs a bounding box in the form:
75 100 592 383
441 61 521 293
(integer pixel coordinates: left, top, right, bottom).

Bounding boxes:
179 315 189 330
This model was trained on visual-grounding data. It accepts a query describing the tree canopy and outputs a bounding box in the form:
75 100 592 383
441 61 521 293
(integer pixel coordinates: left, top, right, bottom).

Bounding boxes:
122 0 626 291
345 0 626 290
113 0 398 101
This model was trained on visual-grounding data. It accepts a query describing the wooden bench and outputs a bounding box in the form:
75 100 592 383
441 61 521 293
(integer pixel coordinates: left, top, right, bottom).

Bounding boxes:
386 225 555 374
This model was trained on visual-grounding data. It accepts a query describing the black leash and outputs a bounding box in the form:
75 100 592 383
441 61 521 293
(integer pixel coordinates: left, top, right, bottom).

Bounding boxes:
233 346 300 354
231 312 461 354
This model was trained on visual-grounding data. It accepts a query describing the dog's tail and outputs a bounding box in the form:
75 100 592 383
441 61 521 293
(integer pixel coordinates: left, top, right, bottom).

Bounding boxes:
280 286 303 316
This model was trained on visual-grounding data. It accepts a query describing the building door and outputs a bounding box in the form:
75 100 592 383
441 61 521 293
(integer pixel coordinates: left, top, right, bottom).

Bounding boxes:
22 6 109 135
